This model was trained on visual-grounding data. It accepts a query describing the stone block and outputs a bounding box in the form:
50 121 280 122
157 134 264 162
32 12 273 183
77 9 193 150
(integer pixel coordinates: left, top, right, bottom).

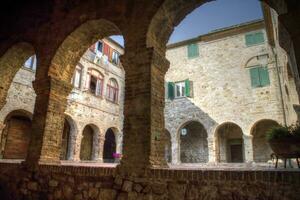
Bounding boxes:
122 180 133 192
98 189 117 200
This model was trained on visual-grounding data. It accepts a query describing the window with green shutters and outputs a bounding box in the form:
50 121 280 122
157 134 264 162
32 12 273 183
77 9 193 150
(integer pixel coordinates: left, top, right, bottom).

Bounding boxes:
245 31 265 46
167 80 192 99
249 66 270 88
187 43 199 59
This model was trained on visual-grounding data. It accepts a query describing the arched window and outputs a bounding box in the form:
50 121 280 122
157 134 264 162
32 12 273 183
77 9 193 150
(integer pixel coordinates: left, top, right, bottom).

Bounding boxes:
107 78 119 103
72 65 83 88
85 69 104 96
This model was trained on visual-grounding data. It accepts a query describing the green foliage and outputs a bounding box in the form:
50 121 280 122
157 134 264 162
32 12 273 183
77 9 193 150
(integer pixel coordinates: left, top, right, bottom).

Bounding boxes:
266 122 300 141
266 125 290 141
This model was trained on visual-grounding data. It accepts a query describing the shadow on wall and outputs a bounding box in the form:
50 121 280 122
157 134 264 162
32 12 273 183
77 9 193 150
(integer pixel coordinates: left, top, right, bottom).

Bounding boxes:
164 97 218 163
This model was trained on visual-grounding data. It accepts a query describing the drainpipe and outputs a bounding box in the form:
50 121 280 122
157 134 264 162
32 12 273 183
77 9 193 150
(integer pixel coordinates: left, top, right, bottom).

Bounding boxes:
271 47 287 126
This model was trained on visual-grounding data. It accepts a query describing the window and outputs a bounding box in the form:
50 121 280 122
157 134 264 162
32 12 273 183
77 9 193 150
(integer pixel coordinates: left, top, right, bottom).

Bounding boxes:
85 69 104 96
187 43 199 59
96 41 103 53
175 81 186 98
24 55 37 70
167 79 191 99
112 51 120 65
245 31 265 46
107 78 119 103
249 66 270 88
72 66 82 88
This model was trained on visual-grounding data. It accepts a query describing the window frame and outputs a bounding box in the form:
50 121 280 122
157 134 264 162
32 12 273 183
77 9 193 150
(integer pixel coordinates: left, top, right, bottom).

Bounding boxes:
249 65 270 88
106 79 119 103
187 43 199 59
87 69 104 97
174 81 186 98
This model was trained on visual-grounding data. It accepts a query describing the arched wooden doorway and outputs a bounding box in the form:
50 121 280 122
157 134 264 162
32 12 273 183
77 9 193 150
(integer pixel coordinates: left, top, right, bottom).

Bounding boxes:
103 128 116 163
80 125 94 161
0 110 32 159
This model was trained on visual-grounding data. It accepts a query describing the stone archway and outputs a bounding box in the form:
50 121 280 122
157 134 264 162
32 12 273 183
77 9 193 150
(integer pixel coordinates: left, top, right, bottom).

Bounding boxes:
215 122 244 163
80 125 95 161
251 119 279 162
179 121 208 163
103 128 117 163
0 43 35 110
0 110 32 159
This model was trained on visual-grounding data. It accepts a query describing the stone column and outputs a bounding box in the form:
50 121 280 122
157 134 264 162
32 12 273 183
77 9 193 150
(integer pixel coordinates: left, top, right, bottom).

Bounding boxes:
171 134 180 165
243 135 254 163
119 48 169 174
96 134 105 162
0 122 6 158
25 76 73 166
207 136 216 163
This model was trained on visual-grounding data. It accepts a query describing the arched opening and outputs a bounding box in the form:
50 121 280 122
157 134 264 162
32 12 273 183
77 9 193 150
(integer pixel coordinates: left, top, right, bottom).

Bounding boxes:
80 125 95 161
107 78 119 103
179 121 208 163
251 119 279 162
165 129 172 163
215 123 244 163
0 43 35 108
60 119 71 160
0 110 32 159
103 128 116 163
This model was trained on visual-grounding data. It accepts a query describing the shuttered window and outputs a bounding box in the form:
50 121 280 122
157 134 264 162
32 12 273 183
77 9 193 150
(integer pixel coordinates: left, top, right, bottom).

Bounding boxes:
167 80 192 100
187 43 199 59
250 66 270 88
245 31 265 46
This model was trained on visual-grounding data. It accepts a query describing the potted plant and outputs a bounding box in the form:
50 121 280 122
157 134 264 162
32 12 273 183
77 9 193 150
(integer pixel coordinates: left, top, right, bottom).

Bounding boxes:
267 123 300 168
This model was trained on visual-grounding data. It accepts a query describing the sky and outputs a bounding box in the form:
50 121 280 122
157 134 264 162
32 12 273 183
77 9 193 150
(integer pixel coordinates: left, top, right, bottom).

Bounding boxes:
111 0 263 46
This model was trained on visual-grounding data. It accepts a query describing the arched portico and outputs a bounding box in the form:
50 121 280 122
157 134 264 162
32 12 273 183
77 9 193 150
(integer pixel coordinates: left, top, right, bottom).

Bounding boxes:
215 122 245 163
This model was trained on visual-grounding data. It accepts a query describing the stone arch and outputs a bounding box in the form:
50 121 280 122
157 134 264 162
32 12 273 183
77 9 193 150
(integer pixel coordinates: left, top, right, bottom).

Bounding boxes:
60 114 77 160
178 120 208 163
0 109 33 159
103 127 118 163
215 122 244 163
48 19 122 83
165 129 172 163
250 119 279 162
0 42 35 109
80 124 100 161
146 0 284 54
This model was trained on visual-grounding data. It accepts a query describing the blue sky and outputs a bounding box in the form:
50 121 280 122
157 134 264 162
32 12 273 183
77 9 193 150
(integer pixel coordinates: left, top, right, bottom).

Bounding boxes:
111 0 263 46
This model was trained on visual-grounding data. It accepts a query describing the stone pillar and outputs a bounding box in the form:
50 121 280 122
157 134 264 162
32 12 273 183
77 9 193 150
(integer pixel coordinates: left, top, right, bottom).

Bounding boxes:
207 136 216 163
25 76 73 166
171 134 180 165
73 125 83 161
243 135 254 163
96 134 105 162
0 122 6 158
120 48 169 174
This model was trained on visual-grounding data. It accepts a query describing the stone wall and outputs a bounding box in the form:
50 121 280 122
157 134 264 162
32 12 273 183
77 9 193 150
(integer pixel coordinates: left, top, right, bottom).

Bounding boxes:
0 45 125 162
164 21 299 164
0 163 299 200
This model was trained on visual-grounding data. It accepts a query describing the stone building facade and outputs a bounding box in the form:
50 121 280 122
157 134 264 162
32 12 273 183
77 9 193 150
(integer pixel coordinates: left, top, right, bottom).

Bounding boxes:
164 19 299 165
0 38 125 163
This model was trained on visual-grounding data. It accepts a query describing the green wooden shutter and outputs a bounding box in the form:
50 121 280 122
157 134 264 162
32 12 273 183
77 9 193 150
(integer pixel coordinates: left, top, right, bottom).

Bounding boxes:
250 67 260 88
245 33 254 46
167 82 175 100
185 79 191 97
255 32 264 44
187 43 199 58
259 66 270 86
